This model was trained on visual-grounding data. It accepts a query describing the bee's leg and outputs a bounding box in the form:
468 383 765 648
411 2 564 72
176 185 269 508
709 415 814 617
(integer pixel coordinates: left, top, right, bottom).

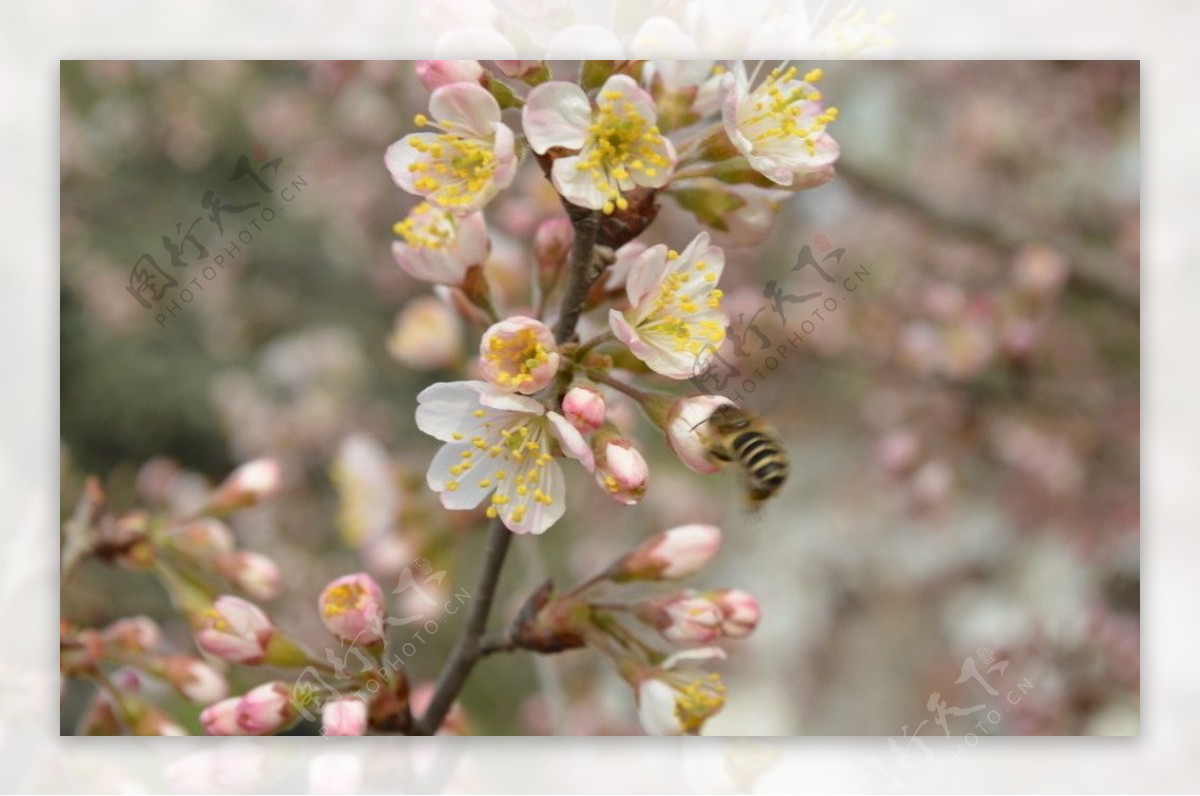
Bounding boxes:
708 444 733 463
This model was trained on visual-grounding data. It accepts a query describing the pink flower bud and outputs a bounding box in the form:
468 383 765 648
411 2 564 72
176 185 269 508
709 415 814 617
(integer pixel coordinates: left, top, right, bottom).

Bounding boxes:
111 666 144 693
665 395 735 474
388 296 464 371
165 518 236 560
710 589 760 638
101 616 162 652
613 524 722 581
594 439 649 505
61 627 105 673
533 217 573 290
495 60 542 79
236 681 297 735
217 551 281 601
318 573 386 646
478 316 561 395
209 459 282 513
195 595 274 664
200 696 246 736
875 429 920 476
642 592 724 644
321 696 368 736
415 59 484 91
562 386 606 434
163 656 229 704
1013 244 1069 300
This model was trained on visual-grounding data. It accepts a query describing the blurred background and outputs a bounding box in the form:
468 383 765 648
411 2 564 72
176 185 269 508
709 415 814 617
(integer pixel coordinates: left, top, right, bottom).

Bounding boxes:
60 60 1139 735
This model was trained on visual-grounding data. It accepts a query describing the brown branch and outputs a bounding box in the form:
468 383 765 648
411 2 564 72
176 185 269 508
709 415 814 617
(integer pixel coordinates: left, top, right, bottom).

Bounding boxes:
413 207 603 735
833 160 1139 315
413 516 510 734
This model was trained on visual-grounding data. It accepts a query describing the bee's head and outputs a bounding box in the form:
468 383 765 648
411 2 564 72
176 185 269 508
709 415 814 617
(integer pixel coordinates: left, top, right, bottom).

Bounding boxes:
703 403 751 432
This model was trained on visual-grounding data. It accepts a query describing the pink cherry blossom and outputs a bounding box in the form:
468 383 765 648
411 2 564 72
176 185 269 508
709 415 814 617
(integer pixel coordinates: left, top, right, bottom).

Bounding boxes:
415 380 593 534
523 74 676 214
609 232 727 379
391 202 489 284
318 572 387 646
415 60 484 91
721 62 840 188
478 316 561 395
386 83 516 214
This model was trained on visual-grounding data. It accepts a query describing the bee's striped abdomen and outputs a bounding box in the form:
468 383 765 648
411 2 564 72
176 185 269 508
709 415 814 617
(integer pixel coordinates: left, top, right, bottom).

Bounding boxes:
732 430 788 502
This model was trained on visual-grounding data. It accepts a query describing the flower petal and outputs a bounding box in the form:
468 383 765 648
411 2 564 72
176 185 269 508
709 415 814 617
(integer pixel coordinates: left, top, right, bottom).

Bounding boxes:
427 442 496 510
490 121 519 191
455 211 490 267
624 244 670 309
429 82 501 140
637 679 682 736
384 133 439 193
546 411 594 472
550 154 609 211
415 381 494 440
523 81 591 154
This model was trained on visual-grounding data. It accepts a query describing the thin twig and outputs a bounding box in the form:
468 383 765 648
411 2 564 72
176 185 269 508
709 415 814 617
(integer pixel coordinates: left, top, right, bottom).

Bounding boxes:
833 160 1139 314
553 210 601 344
414 515 511 734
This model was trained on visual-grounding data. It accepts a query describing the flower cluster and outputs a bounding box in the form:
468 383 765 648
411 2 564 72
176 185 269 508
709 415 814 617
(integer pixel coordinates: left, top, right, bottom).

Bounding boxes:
60 459 287 735
503 523 760 735
380 59 836 732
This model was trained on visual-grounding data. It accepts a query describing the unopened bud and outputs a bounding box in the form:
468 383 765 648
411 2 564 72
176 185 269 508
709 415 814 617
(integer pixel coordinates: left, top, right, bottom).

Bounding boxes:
534 217 573 292
593 437 649 505
321 696 368 736
665 395 734 474
194 595 275 665
200 696 246 736
217 551 281 601
639 592 723 644
161 656 230 704
562 385 606 435
101 616 162 653
318 573 386 646
707 588 761 638
495 60 544 80
236 681 298 735
163 518 236 561
415 60 485 91
208 459 282 514
609 523 722 581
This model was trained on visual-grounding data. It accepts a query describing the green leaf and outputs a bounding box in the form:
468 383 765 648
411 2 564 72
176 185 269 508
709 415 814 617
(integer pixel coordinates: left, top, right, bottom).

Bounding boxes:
668 187 748 232
485 75 524 110
580 60 616 92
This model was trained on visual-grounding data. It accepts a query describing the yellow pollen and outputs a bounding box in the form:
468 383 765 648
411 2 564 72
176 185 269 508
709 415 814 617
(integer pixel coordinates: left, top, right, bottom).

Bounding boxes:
574 90 669 214
321 583 372 618
673 673 727 733
485 328 554 388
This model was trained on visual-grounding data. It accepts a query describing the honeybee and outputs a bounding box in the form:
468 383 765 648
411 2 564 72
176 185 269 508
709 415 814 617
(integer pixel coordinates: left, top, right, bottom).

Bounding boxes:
699 404 789 508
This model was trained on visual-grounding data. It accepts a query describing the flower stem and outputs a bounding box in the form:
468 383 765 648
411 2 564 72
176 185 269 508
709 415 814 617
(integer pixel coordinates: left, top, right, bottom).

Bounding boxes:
415 206 603 735
414 515 511 735
553 210 601 345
